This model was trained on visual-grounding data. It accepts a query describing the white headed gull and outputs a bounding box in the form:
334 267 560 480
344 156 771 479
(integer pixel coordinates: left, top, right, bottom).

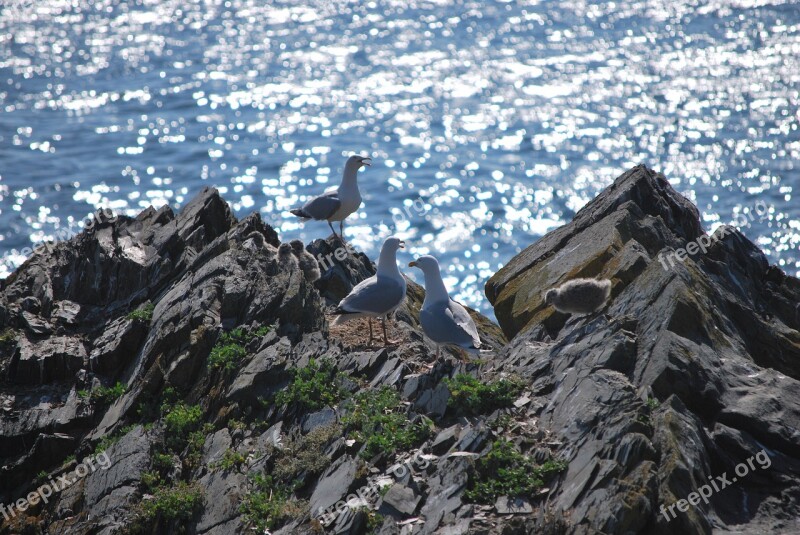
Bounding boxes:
408 254 480 358
332 236 406 346
290 154 371 241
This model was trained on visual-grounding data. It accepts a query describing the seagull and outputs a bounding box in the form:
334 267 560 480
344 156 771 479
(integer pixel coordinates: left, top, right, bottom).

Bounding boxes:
331 236 406 346
290 239 321 282
408 255 481 359
544 278 611 315
289 154 371 242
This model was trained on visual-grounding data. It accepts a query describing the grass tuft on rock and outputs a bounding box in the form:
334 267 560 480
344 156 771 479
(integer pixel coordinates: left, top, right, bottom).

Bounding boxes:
342 386 431 459
79 381 127 405
127 302 155 322
240 474 308 532
208 326 271 370
274 358 349 411
464 439 566 504
444 373 525 415
141 481 204 522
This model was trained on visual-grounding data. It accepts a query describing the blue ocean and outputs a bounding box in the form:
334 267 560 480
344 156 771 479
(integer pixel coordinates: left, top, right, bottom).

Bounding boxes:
1 0 798 316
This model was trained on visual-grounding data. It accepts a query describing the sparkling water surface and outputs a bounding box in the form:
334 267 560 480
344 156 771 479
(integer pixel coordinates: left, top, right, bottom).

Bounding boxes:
1 0 798 317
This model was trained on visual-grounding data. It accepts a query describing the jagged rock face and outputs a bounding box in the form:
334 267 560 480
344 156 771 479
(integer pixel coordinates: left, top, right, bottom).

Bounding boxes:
1 168 797 535
486 165 800 534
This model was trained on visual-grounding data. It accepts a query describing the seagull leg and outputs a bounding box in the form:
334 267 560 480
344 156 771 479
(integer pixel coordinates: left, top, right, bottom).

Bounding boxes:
367 318 376 347
327 220 339 241
381 317 400 346
339 220 346 243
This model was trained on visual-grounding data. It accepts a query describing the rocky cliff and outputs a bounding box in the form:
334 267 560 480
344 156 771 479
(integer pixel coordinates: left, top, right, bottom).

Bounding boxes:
1 167 798 535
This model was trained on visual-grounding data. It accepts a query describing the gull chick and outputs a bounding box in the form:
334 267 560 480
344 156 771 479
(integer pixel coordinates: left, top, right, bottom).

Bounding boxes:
331 236 406 346
289 154 371 242
290 239 321 282
277 243 298 270
409 255 480 358
544 278 611 315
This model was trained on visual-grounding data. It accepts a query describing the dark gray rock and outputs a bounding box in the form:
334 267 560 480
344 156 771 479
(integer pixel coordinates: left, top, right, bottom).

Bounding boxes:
378 483 420 516
10 335 86 384
309 455 359 519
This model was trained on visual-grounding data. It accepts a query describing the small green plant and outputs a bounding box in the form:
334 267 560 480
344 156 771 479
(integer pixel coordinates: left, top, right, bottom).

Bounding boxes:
464 439 566 504
215 449 247 471
363 508 385 533
0 329 16 344
37 470 48 481
163 403 203 451
127 303 155 322
140 481 203 522
152 452 175 473
274 359 349 411
272 425 340 485
208 326 271 370
646 397 659 410
141 471 161 492
342 387 431 459
444 374 525 415
240 474 307 532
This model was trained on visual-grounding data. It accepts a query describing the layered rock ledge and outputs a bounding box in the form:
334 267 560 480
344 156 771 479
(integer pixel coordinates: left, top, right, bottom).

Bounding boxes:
0 167 798 535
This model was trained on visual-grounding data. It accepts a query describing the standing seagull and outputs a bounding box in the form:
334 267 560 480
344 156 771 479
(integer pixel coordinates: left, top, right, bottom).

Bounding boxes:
408 255 481 358
544 278 611 315
290 155 371 242
331 236 406 346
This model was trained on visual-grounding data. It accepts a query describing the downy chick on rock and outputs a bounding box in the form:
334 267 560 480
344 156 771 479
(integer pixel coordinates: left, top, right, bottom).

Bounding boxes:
544 278 611 315
290 239 321 282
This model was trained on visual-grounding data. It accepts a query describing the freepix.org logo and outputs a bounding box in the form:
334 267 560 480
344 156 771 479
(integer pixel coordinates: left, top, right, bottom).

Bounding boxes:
0 451 113 522
660 448 771 522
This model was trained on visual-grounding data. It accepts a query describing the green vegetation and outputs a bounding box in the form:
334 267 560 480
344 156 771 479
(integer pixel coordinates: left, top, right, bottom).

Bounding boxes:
240 474 308 532
163 403 203 451
361 508 384 533
464 439 566 504
214 449 248 471
0 328 16 344
80 381 127 405
444 374 525 415
208 326 271 370
272 425 340 484
240 425 338 531
127 303 155 322
274 359 349 411
342 387 431 459
646 397 659 410
36 470 48 481
140 481 204 522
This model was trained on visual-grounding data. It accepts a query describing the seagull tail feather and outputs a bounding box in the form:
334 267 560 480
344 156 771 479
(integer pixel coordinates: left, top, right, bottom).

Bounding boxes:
290 208 311 219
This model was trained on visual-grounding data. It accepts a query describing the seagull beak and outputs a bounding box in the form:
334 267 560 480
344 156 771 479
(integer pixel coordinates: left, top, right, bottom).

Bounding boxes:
399 240 405 249
360 157 372 166
408 261 417 267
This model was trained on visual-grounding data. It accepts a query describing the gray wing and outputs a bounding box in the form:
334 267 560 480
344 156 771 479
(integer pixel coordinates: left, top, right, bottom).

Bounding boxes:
419 299 480 348
296 190 341 220
446 300 481 348
338 276 405 315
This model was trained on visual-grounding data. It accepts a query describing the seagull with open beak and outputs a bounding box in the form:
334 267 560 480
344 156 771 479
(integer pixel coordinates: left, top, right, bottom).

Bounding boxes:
290 154 371 242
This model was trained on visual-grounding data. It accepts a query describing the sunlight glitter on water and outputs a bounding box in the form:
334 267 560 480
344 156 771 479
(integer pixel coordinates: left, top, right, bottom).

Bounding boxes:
1 0 799 315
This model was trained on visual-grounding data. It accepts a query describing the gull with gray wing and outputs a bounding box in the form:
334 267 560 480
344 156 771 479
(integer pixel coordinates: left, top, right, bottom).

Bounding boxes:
409 255 481 358
289 154 371 242
331 236 406 346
